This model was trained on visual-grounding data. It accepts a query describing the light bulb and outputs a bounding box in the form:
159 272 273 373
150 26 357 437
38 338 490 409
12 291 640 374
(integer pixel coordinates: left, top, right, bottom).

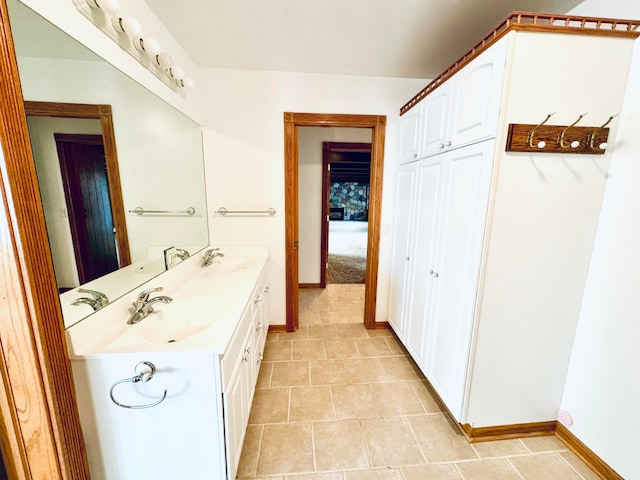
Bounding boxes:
111 16 142 36
134 37 160 57
86 0 119 15
155 52 173 69
169 66 185 80
181 77 195 89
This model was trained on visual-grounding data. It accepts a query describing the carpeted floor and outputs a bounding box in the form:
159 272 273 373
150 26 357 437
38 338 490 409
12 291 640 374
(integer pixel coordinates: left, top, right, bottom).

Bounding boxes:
328 220 367 284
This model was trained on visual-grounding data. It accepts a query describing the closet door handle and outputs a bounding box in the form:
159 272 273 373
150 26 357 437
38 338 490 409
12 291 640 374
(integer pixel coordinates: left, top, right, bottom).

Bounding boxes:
445 140 452 147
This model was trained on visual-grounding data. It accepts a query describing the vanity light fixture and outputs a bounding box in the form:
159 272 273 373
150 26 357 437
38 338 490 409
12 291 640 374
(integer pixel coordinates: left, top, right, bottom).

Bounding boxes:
111 16 142 37
76 0 195 91
133 37 161 57
155 52 173 70
179 77 195 89
168 65 185 80
85 0 119 15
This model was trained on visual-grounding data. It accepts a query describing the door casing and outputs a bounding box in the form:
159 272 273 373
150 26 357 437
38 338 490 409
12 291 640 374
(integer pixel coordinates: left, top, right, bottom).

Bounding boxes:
284 112 388 331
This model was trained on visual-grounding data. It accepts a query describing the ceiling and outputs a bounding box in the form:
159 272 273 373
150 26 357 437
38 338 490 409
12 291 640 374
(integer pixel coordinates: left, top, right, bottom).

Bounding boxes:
144 0 584 79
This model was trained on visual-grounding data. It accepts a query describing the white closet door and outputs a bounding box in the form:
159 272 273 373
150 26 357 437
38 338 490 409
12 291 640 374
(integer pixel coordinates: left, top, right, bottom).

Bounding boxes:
406 156 444 368
398 107 421 164
448 39 507 149
425 140 494 421
419 81 452 158
388 163 418 340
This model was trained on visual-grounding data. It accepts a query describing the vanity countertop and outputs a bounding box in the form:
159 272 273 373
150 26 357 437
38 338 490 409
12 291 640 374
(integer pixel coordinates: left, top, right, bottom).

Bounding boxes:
65 245 269 358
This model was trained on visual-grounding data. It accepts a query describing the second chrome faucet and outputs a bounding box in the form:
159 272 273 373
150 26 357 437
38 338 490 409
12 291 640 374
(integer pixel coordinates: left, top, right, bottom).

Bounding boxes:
127 287 173 324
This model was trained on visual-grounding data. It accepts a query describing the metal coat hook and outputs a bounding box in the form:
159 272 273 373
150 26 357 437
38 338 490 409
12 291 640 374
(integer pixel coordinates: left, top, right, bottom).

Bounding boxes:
528 110 556 148
109 361 167 409
559 110 588 148
589 112 618 150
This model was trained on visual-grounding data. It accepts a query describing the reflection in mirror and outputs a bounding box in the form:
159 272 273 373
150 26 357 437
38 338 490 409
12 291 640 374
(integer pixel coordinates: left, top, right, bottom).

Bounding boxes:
8 0 209 328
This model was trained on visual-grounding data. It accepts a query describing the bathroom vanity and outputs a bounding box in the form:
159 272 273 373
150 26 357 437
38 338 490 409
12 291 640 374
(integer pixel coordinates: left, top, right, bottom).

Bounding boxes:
65 246 270 480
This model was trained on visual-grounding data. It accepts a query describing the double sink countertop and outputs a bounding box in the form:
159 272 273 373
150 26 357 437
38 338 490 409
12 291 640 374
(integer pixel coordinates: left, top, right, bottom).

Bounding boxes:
65 245 268 358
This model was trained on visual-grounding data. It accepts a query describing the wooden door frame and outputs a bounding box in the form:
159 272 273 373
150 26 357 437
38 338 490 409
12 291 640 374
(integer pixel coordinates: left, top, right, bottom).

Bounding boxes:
321 141 372 287
0 1 91 477
25 100 131 269
284 112 388 331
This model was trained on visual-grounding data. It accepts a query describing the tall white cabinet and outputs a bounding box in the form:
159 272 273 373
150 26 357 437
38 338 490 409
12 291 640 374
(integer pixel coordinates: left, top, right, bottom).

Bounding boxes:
390 27 636 430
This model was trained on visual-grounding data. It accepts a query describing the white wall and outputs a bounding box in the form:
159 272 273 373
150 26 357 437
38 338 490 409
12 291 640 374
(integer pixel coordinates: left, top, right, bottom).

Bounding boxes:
559 2 640 478
201 69 427 325
298 127 372 284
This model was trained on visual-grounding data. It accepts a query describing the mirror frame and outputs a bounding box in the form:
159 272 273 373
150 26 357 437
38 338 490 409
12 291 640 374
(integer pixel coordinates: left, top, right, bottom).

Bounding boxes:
25 100 132 274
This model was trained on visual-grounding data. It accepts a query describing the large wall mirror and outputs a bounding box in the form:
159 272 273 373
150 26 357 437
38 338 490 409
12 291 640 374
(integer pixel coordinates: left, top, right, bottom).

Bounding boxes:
8 0 209 328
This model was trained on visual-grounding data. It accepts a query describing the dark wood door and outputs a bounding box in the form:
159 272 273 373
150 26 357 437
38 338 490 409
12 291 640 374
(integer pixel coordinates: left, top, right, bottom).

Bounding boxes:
55 133 119 283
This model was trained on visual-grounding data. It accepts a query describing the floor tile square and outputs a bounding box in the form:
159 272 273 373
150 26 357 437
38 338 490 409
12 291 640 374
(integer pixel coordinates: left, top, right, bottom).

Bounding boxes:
407 414 477 462
313 419 369 471
257 423 314 476
310 359 349 385
292 339 327 360
331 384 380 419
370 381 424 416
248 388 289 425
289 386 335 422
271 361 310 387
361 417 425 467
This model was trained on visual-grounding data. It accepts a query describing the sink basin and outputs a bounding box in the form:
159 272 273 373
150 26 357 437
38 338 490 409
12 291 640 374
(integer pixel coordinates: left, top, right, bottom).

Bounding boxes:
140 296 222 344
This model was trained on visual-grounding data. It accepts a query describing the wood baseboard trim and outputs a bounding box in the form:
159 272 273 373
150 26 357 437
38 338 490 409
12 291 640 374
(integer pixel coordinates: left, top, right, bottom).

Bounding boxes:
298 283 322 289
555 422 623 480
268 325 288 333
461 421 557 443
371 321 390 330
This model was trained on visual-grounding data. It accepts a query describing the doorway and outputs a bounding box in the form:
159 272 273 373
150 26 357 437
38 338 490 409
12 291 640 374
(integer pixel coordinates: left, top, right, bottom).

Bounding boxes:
322 141 371 286
24 101 130 291
55 133 119 284
284 112 387 331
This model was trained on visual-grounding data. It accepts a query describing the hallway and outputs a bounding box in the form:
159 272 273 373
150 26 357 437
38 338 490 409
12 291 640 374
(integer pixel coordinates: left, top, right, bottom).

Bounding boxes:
236 285 597 479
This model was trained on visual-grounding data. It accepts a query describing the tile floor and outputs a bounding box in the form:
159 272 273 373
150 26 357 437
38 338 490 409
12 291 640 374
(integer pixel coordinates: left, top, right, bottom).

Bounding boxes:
237 284 599 480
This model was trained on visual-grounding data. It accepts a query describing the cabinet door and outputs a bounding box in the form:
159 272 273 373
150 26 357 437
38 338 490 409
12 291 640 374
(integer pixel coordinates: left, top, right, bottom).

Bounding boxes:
223 311 254 480
388 163 418 339
448 39 507 149
419 81 452 158
398 106 421 164
424 140 494 421
406 156 444 368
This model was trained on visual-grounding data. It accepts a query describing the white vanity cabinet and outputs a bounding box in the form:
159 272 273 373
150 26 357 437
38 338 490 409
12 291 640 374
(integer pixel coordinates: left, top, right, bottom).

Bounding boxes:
222 268 270 479
390 27 636 430
67 249 271 480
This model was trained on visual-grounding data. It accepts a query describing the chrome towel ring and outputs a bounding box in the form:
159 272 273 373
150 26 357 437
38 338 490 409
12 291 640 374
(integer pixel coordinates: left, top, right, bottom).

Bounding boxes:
109 361 167 409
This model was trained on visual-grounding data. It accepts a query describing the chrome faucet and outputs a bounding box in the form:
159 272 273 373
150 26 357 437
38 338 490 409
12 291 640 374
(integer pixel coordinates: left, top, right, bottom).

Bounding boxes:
127 287 173 324
175 248 190 261
201 248 224 267
71 288 109 311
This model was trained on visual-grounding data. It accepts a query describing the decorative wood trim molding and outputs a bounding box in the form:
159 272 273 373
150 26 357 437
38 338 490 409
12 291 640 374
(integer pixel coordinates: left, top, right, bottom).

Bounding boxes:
400 11 640 115
284 113 387 331
461 421 557 443
556 423 624 480
0 0 90 477
299 283 322 289
24 100 131 268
